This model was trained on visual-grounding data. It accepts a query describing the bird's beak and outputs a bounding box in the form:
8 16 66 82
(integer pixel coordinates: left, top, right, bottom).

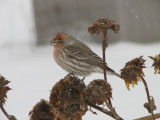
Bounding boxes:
50 40 53 45
50 40 58 46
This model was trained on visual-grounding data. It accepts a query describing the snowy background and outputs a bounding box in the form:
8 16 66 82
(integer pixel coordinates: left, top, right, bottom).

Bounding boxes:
0 42 160 120
0 0 160 120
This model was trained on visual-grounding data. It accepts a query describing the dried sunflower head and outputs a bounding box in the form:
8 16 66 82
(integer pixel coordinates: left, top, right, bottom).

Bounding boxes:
0 75 11 106
85 79 112 105
88 18 120 35
149 54 160 74
49 74 87 120
29 99 58 120
120 56 146 90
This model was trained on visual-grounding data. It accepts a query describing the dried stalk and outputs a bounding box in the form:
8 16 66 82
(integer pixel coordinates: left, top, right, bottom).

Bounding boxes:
98 91 121 120
99 19 121 120
0 105 10 119
86 100 113 117
139 74 155 120
103 99 120 120
135 113 160 120
0 105 16 120
86 100 123 120
102 30 108 81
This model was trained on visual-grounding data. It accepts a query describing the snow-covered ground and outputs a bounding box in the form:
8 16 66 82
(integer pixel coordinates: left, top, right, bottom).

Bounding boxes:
0 42 160 120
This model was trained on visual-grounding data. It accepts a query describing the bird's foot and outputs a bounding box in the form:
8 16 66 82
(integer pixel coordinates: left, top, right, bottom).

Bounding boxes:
81 77 85 82
68 72 76 77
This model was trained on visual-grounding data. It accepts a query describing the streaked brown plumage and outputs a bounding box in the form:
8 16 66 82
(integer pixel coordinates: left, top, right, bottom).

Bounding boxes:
50 33 120 78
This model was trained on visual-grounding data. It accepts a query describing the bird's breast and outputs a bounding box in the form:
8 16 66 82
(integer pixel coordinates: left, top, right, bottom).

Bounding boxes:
53 47 61 64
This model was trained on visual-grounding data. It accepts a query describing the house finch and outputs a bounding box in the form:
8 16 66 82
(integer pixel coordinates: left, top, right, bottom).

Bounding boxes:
50 33 121 78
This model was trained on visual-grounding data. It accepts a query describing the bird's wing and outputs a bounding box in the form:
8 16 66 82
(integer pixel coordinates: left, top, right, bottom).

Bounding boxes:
63 44 117 75
63 44 104 67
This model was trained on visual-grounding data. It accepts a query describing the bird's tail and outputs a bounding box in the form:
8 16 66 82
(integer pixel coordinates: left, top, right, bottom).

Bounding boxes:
106 66 121 79
110 71 121 78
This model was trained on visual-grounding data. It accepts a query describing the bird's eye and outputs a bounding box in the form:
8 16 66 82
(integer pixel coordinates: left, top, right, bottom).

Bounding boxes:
58 38 62 41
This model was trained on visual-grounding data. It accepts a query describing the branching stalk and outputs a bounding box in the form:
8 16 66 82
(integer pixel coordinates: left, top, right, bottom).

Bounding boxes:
86 100 123 120
98 90 121 120
86 100 113 118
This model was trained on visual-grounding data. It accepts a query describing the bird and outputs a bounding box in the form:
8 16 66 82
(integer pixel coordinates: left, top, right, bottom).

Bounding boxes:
50 33 121 78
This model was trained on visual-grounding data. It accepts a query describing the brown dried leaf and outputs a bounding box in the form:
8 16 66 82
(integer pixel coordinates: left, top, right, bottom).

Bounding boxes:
0 74 11 105
144 96 157 113
149 54 160 74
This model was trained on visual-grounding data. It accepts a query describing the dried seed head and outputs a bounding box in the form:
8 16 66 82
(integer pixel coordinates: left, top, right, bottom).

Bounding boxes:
29 99 58 120
88 18 120 35
120 56 146 90
85 79 112 105
49 74 87 120
149 54 160 74
0 75 11 106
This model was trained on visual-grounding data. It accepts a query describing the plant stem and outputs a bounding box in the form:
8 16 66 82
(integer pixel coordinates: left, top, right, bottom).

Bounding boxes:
86 100 123 120
98 90 121 120
135 112 160 120
0 105 11 120
139 74 155 120
86 100 113 117
101 30 122 120
104 99 120 120
102 30 107 82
